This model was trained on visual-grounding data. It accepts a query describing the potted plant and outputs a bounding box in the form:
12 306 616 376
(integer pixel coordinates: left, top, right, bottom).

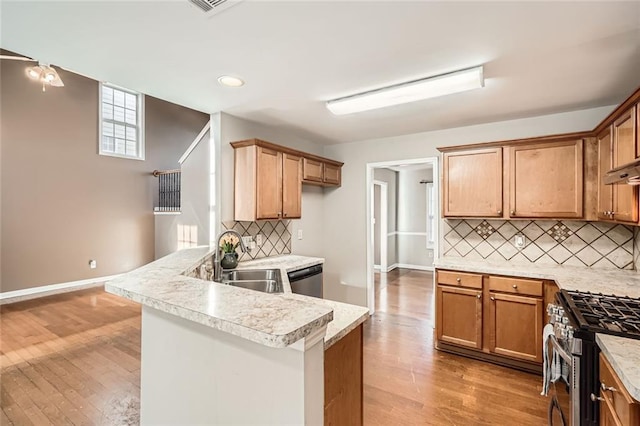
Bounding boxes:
219 234 240 269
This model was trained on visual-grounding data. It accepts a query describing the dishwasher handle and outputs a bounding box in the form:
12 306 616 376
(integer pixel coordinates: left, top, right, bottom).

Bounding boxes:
287 264 323 282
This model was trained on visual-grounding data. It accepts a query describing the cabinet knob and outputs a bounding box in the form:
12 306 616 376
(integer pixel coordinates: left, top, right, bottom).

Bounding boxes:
278 212 282 217
512 284 518 289
510 210 515 215
590 393 604 402
601 382 617 392
497 210 502 215
456 277 461 283
477 294 481 299
283 213 287 217
490 296 495 301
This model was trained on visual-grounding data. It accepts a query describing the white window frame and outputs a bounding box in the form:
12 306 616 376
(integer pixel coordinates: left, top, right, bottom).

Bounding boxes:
98 82 145 160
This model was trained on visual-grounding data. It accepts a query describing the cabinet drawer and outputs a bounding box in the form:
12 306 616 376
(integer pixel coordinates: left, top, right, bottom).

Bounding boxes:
488 276 543 297
437 270 482 289
600 353 640 426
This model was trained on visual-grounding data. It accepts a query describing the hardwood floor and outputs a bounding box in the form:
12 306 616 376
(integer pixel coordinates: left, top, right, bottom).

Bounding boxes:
365 268 548 425
1 270 549 425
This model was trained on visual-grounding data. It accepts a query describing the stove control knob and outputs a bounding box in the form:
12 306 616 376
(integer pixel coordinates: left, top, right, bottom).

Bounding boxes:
561 317 569 325
557 308 564 317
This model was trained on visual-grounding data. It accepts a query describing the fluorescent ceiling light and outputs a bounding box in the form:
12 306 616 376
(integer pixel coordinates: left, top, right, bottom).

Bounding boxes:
326 66 484 115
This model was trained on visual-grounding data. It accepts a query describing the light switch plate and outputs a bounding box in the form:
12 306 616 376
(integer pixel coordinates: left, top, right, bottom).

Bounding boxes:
514 234 526 249
256 234 263 246
89 259 97 269
298 229 303 240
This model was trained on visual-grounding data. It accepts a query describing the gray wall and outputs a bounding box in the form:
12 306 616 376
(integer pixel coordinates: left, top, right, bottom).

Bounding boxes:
322 105 615 307
1 55 209 292
155 130 211 259
397 167 434 268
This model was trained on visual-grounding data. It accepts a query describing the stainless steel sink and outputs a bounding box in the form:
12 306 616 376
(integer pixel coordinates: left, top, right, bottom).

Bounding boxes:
220 269 283 294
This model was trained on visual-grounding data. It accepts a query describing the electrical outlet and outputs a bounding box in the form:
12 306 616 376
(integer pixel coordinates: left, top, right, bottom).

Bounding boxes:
89 259 97 269
256 234 263 246
514 234 526 249
298 229 303 240
241 236 253 246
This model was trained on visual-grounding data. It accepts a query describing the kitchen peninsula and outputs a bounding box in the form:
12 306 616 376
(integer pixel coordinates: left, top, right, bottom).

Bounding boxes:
105 247 368 425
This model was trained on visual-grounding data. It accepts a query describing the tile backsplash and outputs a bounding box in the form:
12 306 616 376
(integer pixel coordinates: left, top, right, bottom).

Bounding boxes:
222 220 292 261
443 219 634 270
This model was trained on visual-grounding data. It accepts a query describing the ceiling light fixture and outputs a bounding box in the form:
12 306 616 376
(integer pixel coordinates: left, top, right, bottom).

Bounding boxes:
326 66 484 115
25 63 65 91
217 75 245 87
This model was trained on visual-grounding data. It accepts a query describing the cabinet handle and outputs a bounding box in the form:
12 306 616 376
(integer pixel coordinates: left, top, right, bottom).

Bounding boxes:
278 212 282 217
512 284 518 289
456 277 461 283
590 393 604 402
497 210 502 215
490 296 495 301
476 294 481 299
510 210 515 215
601 382 617 392
283 212 287 217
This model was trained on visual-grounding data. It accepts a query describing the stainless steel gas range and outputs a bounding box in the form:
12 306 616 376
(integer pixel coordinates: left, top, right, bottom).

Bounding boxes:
546 290 640 426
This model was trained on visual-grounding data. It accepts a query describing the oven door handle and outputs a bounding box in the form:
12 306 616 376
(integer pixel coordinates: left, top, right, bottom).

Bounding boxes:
549 334 573 364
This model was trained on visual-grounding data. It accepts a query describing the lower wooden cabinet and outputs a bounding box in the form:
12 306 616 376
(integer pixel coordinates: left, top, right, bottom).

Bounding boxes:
435 269 549 372
488 292 543 363
598 353 640 426
324 324 363 426
436 285 483 349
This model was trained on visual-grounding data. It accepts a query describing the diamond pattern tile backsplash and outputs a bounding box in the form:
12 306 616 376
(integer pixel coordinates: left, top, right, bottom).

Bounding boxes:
444 219 634 270
221 220 292 261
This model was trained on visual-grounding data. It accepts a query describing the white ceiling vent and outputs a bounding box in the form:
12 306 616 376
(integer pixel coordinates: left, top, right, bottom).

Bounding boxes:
188 0 242 15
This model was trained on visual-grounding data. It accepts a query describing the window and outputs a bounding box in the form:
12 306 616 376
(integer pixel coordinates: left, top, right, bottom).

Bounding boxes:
426 182 435 249
99 83 144 160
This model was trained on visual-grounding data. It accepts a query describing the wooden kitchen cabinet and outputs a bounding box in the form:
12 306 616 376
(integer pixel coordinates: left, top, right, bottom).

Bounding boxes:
436 284 483 349
436 269 551 373
324 324 363 426
509 139 583 218
599 353 640 426
234 144 301 221
611 107 638 223
442 147 503 217
598 127 615 221
488 292 543 363
232 139 343 220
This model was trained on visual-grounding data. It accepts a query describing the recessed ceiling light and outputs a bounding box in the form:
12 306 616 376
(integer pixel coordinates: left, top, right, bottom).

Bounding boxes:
217 75 245 87
326 66 484 115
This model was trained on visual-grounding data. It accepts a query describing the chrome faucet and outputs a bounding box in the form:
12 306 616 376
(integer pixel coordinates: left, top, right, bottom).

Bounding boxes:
213 230 247 282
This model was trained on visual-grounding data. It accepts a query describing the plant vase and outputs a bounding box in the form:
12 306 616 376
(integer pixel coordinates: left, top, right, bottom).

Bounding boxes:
220 252 239 269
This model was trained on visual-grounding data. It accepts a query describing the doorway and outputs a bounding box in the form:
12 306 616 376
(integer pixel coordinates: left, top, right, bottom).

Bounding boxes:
365 157 439 314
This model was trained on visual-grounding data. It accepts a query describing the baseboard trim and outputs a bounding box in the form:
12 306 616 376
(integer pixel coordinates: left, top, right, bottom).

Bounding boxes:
387 263 434 272
0 274 122 305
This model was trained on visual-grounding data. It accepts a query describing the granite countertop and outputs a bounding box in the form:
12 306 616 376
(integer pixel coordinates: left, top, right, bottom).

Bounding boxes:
435 256 640 402
105 249 368 350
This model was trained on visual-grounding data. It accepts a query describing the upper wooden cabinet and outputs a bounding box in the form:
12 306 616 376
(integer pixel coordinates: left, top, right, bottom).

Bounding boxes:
232 139 343 221
509 139 583 218
597 127 614 221
302 158 342 187
443 147 503 217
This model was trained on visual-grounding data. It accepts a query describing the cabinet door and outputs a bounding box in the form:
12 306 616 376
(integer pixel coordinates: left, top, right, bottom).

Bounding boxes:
509 140 583 218
323 163 341 186
600 399 622 426
302 158 323 183
443 147 503 217
256 147 282 220
598 127 614 220
282 153 302 219
612 107 638 223
488 292 543 363
436 285 483 349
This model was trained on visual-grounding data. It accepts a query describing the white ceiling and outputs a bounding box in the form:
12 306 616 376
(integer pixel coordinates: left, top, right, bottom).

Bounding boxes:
2 1 640 145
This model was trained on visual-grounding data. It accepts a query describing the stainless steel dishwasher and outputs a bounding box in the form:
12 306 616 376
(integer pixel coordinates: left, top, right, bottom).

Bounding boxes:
287 264 323 298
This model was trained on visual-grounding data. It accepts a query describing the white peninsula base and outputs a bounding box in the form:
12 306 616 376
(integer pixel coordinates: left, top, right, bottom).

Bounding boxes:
140 306 326 425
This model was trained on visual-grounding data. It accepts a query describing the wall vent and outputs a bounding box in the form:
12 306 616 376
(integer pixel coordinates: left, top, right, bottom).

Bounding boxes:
188 0 242 15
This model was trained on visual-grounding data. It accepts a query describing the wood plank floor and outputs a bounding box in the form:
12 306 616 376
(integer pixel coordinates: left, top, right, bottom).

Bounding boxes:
1 269 549 425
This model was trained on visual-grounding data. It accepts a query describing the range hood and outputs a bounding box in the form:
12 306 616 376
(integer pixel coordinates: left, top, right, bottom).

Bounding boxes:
604 159 640 185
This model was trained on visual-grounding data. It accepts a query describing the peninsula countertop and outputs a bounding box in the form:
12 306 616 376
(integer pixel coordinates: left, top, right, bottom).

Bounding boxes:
105 248 368 350
435 256 640 402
